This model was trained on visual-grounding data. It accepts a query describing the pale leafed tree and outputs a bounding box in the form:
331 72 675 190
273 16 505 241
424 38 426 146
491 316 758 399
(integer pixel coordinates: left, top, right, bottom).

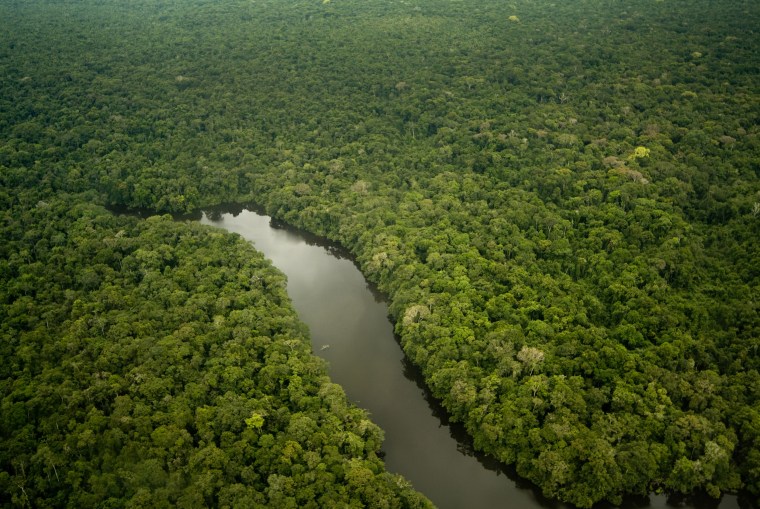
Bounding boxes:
517 346 545 376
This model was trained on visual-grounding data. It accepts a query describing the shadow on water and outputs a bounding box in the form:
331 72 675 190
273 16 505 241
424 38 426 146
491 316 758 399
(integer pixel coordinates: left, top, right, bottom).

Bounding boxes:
396 353 565 508
204 203 392 303
109 202 386 304
397 341 751 509
396 338 750 509
108 202 749 509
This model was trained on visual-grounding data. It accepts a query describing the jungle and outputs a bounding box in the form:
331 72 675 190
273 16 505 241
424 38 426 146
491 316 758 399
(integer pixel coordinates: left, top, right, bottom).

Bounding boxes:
1 0 758 507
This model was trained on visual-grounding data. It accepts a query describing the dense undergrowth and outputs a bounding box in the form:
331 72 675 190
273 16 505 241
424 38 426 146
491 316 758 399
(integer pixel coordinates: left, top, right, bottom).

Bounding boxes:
1 0 758 507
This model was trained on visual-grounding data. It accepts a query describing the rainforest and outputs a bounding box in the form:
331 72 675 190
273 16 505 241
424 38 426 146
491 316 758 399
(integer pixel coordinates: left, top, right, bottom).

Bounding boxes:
1 0 758 507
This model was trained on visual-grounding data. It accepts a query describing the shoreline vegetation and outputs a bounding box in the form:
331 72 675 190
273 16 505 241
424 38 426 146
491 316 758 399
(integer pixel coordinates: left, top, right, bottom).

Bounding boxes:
2 0 758 507
0 197 433 508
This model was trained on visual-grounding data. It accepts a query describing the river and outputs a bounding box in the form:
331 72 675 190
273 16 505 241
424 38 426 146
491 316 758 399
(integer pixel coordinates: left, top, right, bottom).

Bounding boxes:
196 206 742 509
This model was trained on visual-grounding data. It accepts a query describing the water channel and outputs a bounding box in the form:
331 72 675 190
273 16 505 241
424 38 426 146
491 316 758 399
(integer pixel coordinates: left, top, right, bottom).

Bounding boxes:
194 205 741 509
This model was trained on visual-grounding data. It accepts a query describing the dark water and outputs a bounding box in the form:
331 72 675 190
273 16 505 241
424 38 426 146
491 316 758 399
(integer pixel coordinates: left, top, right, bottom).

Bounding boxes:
195 206 744 509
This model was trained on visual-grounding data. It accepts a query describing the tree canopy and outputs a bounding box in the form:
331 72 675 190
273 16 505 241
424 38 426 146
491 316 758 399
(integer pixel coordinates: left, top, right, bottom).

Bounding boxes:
1 0 758 507
0 196 431 508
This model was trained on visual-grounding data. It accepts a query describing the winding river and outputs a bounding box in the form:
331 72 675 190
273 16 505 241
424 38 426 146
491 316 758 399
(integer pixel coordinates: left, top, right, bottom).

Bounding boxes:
196 206 741 509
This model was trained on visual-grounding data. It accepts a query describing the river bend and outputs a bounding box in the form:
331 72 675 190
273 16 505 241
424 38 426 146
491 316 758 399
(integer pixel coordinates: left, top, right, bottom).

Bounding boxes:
199 207 740 509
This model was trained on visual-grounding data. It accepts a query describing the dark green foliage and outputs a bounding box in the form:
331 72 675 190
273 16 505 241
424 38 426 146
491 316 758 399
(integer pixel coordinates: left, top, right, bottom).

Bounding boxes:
1 0 758 507
0 197 431 508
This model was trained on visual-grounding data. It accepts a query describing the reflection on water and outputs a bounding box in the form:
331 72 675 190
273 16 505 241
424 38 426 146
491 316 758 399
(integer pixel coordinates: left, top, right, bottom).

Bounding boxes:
199 207 558 509
196 206 745 509
114 203 744 509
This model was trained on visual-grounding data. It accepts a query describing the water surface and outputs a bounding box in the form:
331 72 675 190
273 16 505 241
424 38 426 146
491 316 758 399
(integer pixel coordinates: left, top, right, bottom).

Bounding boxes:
199 207 742 509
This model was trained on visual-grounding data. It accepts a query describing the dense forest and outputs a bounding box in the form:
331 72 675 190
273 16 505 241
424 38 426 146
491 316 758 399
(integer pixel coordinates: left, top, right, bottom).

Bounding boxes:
1 0 758 507
0 196 432 507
